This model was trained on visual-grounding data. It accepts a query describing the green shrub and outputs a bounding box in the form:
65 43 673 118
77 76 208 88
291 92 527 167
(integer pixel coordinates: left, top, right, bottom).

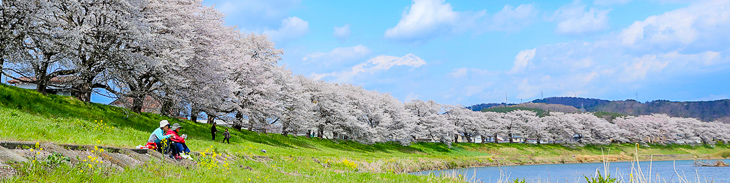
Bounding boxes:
481 107 549 117
716 150 730 158
585 171 617 183
511 178 527 183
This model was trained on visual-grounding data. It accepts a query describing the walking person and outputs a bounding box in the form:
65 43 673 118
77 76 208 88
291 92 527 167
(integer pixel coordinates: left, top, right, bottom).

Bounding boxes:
222 129 231 144
211 122 217 140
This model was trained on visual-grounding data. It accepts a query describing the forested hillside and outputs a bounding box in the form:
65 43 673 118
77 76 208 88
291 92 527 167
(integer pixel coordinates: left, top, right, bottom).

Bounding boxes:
591 99 730 123
531 97 611 110
468 97 730 123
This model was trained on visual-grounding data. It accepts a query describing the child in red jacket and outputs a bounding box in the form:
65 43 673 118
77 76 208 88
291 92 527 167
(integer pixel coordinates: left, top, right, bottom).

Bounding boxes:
167 123 192 160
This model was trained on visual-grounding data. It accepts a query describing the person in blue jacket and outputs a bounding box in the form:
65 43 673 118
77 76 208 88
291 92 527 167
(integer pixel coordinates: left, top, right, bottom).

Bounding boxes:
148 120 172 154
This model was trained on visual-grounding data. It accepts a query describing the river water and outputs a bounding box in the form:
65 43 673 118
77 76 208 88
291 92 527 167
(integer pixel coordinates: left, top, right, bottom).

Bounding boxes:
412 160 730 183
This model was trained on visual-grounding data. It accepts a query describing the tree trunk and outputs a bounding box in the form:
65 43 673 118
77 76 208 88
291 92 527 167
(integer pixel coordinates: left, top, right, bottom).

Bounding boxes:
281 118 290 136
307 130 312 138
0 57 3 83
36 82 48 95
247 118 254 131
73 79 93 102
190 112 198 123
454 134 459 143
317 127 324 139
160 99 174 117
509 133 514 143
35 62 51 95
537 137 541 145
131 95 144 114
232 112 243 130
232 124 243 130
494 134 499 144
207 115 216 124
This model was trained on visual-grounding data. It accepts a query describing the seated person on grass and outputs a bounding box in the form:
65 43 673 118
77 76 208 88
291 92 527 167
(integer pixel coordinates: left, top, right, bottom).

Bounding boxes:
147 120 173 154
166 123 192 160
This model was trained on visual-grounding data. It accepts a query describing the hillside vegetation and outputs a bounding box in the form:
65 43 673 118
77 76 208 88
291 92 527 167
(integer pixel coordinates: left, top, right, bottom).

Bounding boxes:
2 84 730 182
471 97 730 123
481 107 549 117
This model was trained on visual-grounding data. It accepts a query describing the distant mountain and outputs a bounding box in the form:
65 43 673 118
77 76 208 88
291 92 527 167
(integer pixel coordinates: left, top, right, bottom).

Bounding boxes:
467 97 730 123
465 103 514 111
591 99 730 123
512 103 580 113
465 102 579 113
531 97 610 110
531 97 730 123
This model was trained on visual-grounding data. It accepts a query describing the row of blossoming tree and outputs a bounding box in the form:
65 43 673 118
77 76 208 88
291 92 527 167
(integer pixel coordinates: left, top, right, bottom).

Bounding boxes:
2 0 729 146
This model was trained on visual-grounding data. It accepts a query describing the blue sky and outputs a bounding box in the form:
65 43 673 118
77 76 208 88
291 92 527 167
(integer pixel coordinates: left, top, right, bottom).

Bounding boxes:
196 0 730 106
77 0 727 105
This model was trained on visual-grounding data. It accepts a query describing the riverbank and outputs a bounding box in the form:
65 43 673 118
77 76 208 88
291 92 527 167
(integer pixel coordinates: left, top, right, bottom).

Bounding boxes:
1 84 729 182
413 159 730 183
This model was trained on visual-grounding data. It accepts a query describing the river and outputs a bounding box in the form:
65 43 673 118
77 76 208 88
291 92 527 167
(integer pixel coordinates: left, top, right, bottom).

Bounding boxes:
412 160 730 183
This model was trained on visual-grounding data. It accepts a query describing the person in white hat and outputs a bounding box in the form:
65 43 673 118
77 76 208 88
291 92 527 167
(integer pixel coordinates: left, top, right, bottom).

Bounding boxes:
147 120 172 154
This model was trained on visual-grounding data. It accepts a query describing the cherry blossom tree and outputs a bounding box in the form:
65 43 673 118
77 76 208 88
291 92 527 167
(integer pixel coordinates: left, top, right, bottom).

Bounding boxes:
501 110 536 143
1 0 77 94
404 99 456 145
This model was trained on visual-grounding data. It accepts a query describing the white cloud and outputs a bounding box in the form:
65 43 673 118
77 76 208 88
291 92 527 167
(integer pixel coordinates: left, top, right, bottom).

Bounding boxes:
618 0 730 53
489 4 538 32
302 45 371 65
355 54 426 72
384 0 485 42
508 48 536 74
450 68 468 78
405 93 420 102
333 25 351 41
310 73 333 80
316 54 427 82
619 54 669 82
450 0 730 103
263 17 309 44
552 1 610 35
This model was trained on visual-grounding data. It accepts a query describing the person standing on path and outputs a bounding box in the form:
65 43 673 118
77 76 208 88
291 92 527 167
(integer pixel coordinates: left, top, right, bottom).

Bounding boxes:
222 129 230 144
211 122 217 140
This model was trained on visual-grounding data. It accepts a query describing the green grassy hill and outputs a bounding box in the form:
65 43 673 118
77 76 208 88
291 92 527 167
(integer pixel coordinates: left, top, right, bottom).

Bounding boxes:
481 106 549 117
1 84 728 182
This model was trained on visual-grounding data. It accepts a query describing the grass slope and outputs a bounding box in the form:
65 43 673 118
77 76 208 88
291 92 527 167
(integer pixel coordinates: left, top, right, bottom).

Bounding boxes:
1 84 728 182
